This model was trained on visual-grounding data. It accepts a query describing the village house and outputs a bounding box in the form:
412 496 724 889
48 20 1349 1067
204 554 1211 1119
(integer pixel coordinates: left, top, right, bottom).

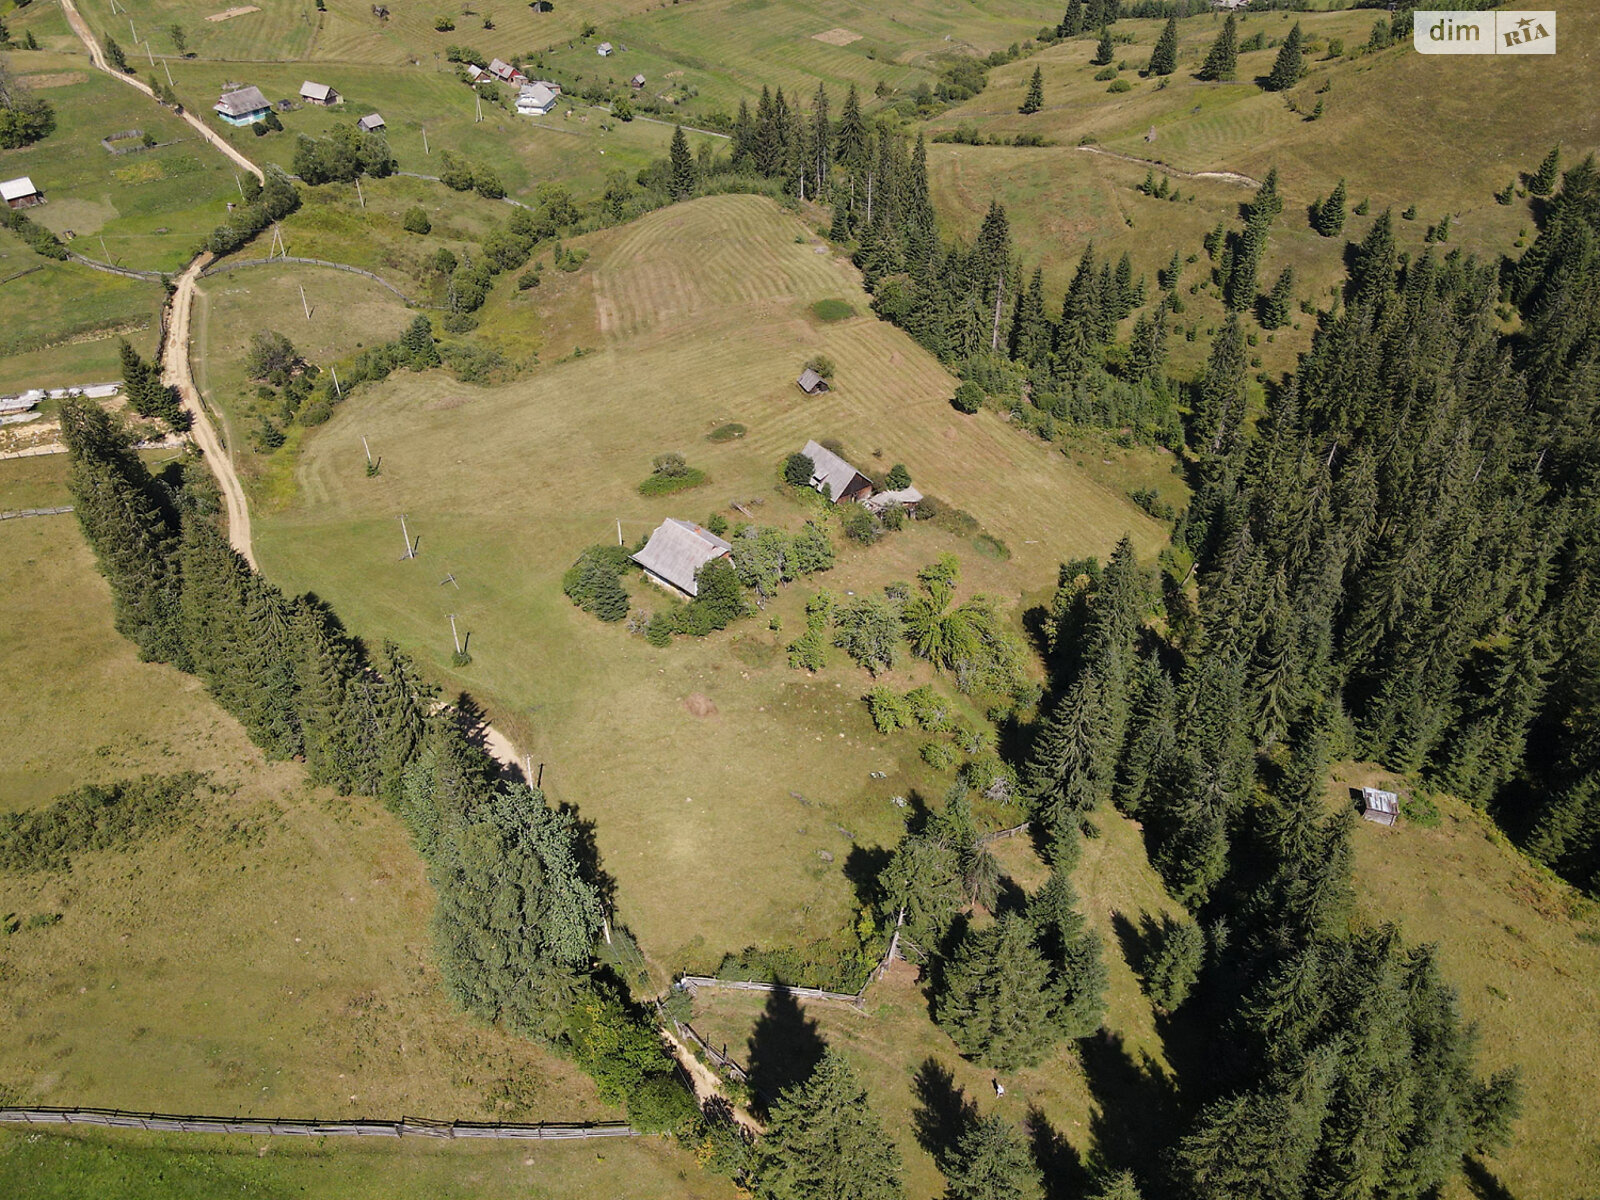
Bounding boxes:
799 440 873 505
796 367 830 394
487 58 526 85
630 73 647 89
516 82 559 116
300 80 340 106
632 519 733 598
1360 787 1401 826
597 41 614 56
1 176 44 210
213 86 271 126
356 113 386 132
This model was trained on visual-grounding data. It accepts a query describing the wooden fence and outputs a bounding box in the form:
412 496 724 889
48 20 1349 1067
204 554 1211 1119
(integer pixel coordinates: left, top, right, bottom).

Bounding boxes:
674 1020 751 1085
678 976 867 1007
199 256 444 309
0 506 73 521
0 1107 639 1140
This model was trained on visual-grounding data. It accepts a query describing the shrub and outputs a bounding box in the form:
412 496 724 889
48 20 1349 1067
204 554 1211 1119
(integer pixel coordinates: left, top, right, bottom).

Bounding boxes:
783 452 816 487
841 505 882 545
952 380 983 413
804 353 836 379
638 469 707 497
1093 66 1117 81
402 206 431 234
921 741 958 770
1107 78 1132 93
517 268 541 291
434 15 455 30
563 544 632 622
865 686 915 733
705 513 729 537
886 463 911 490
905 685 952 733
811 298 854 322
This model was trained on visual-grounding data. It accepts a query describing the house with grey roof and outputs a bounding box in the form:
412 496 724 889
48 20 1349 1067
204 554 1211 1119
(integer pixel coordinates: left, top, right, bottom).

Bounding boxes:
799 440 873 505
516 82 559 116
214 86 271 126
864 485 923 515
1360 787 1400 826
632 518 733 597
1 176 44 210
300 80 340 106
356 113 386 132
796 367 830 394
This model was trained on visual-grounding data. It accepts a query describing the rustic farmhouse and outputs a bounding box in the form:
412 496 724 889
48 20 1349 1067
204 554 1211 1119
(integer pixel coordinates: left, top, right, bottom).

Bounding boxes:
214 86 271 126
796 368 830 394
800 440 873 505
300 80 340 106
630 73 647 89
632 519 733 598
487 58 526 84
356 113 386 132
1 176 44 210
1360 787 1400 827
516 82 559 116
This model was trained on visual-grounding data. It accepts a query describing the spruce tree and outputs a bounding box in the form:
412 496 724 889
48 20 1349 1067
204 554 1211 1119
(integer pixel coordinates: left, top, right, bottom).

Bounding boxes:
1030 862 1108 1037
1313 178 1346 236
1020 66 1044 115
1259 267 1295 330
943 1115 1045 1200
103 34 129 73
1192 313 1247 455
836 83 868 171
754 1049 904 1200
1529 143 1560 194
1149 16 1178 76
1264 22 1304 91
668 124 696 199
1197 14 1237 81
938 912 1061 1070
1058 0 1085 38
1093 24 1114 66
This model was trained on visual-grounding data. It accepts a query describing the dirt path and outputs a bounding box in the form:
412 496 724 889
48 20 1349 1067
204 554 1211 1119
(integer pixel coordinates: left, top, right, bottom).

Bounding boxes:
162 257 257 567
58 0 265 183
661 1029 763 1136
1077 143 1261 189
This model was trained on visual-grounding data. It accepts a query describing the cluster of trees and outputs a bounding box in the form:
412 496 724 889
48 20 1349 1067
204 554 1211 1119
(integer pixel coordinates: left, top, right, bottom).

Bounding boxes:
206 165 301 256
292 127 397 185
439 150 505 199
0 14 44 52
118 338 190 430
0 202 66 259
0 58 53 147
563 544 631 622
57 400 699 1132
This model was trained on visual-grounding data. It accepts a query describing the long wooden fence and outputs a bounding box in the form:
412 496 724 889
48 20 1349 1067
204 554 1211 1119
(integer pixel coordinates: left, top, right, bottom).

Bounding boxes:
677 976 868 1006
0 1107 638 1140
0 506 73 521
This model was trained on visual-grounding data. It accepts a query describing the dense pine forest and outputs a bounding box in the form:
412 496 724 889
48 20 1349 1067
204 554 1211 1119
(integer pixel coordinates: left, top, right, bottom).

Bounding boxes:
56 64 1600 1197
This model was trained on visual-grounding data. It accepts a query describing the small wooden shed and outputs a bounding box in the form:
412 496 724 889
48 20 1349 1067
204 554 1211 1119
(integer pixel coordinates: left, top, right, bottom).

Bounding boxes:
1 176 44 210
356 113 386 132
301 80 340 106
1360 787 1400 826
796 368 830 394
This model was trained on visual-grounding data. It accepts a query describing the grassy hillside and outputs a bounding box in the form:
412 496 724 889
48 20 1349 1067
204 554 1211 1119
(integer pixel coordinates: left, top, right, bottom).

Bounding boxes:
219 194 1167 967
1332 765 1600 1199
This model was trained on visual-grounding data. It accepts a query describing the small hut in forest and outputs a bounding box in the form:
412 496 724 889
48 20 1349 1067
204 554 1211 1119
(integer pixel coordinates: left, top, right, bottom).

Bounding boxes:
1360 787 1400 826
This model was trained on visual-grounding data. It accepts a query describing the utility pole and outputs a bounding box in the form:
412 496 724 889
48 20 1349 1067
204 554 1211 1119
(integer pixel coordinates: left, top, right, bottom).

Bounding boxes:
355 178 365 208
334 368 344 399
616 517 623 546
421 127 429 155
129 17 138 43
164 58 175 88
146 42 155 67
398 514 416 559
235 173 246 201
299 283 311 320
447 613 462 655
99 234 112 264
361 434 372 465
475 93 483 123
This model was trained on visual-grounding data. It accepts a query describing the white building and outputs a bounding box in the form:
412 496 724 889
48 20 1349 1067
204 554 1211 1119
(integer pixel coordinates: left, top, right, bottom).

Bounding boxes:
516 83 559 116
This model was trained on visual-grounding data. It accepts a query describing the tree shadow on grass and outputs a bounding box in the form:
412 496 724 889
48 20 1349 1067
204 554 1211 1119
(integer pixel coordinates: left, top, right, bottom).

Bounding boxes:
744 986 826 1117
910 1057 978 1170
1462 1157 1519 1200
1026 1103 1090 1200
1081 1029 1181 1179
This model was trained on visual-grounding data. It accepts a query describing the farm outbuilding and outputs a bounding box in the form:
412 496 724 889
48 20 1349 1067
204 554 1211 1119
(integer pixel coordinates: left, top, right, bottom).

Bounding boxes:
597 42 614 56
864 485 923 515
796 368 830 394
630 73 647 88
1360 787 1400 826
1 176 44 209
356 113 386 132
487 58 526 84
300 80 340 106
632 519 733 598
214 86 271 126
799 440 873 505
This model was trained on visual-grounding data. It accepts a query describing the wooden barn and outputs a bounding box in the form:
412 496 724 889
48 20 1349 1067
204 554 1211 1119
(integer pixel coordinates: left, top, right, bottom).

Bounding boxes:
356 113 386 132
300 80 340 106
632 518 733 598
799 440 873 505
796 367 830 394
1360 787 1400 826
1 176 44 210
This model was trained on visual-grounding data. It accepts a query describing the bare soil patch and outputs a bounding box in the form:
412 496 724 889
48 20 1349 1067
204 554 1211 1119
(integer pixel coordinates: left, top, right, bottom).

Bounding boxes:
17 72 89 89
684 693 718 718
206 4 260 21
811 28 861 47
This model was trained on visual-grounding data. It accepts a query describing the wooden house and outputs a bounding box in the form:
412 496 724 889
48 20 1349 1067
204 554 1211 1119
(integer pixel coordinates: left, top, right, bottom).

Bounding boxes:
1360 787 1400 826
800 440 873 505
632 519 733 598
356 113 386 132
1 176 44 210
213 86 271 126
630 73 647 89
796 367 830 394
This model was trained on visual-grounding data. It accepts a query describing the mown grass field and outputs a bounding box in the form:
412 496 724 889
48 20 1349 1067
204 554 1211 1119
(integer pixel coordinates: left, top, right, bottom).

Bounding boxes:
0 1126 736 1200
1331 765 1600 1200
0 50 241 270
222 194 1166 967
690 806 1184 1200
0 504 710 1167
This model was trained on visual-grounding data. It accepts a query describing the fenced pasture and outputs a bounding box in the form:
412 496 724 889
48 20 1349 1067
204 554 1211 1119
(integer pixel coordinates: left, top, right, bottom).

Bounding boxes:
0 251 163 393
68 0 315 62
0 515 628 1129
0 51 240 272
1336 766 1600 1199
236 194 1166 964
686 807 1187 1200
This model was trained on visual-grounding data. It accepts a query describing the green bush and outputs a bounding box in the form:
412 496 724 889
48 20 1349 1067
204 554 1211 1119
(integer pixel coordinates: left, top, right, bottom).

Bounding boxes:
905 685 953 733
0 773 204 872
402 206 431 234
1107 78 1132 93
841 505 882 544
783 452 816 487
638 468 707 496
952 380 983 413
865 686 915 733
1093 66 1117 81
563 544 632 622
921 740 958 770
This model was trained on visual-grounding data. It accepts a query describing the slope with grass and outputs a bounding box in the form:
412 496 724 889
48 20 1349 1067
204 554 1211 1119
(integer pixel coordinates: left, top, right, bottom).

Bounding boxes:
1332 765 1600 1199
232 193 1166 967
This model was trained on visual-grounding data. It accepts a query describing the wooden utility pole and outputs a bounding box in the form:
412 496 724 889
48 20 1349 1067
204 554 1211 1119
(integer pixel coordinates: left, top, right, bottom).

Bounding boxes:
299 283 311 320
333 369 344 399
360 434 372 465
398 514 415 559
616 518 623 546
475 93 483 123
129 17 138 43
146 42 155 67
99 234 112 264
235 173 246 201
162 57 175 88
447 613 462 654
421 127 430 155
355 178 365 208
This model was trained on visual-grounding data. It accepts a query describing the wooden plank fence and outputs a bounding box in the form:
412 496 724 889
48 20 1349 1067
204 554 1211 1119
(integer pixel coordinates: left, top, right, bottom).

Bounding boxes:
0 1107 639 1140
0 506 73 521
674 1020 751 1085
678 976 867 1006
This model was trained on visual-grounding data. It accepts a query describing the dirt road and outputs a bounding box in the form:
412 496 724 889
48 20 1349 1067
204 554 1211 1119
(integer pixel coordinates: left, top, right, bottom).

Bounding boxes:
58 0 264 183
1077 143 1261 189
